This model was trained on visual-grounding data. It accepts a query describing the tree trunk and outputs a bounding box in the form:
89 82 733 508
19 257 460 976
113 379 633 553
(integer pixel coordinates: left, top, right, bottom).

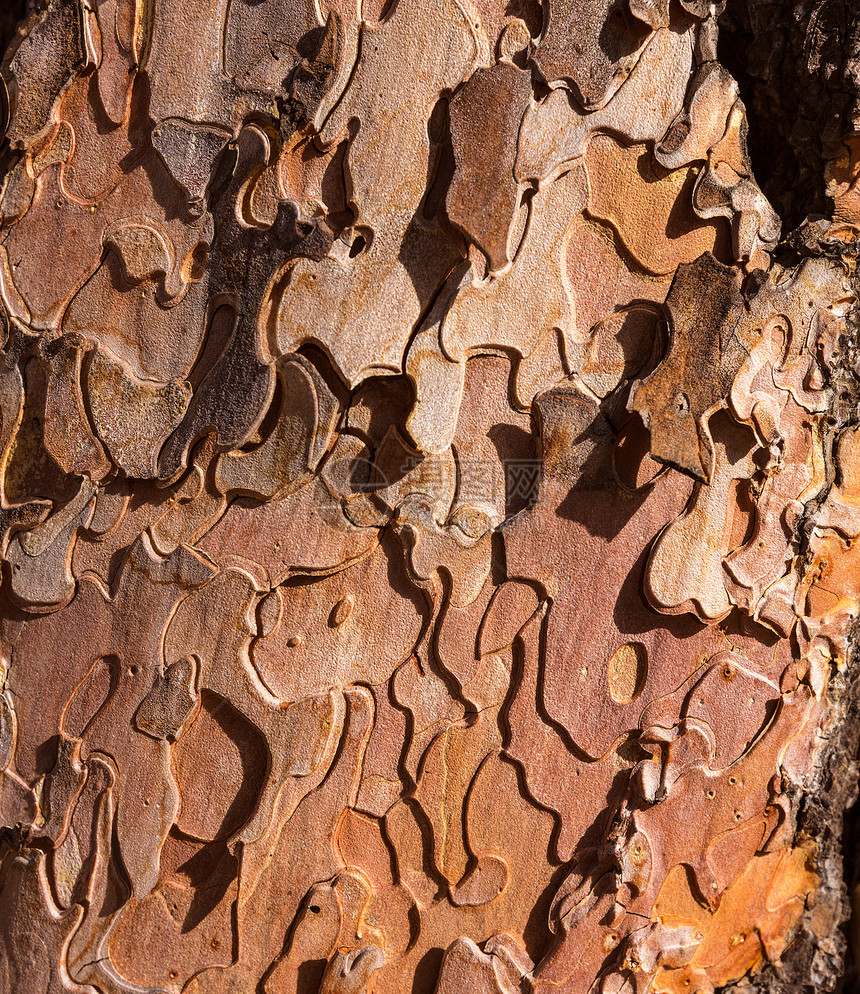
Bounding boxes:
0 1 859 992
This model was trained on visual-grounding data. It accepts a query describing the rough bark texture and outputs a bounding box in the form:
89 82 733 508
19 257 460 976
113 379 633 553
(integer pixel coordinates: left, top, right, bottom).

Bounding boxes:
0 2 859 993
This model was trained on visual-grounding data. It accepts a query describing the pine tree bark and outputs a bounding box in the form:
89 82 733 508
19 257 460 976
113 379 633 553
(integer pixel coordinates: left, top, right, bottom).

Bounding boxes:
0 1 859 992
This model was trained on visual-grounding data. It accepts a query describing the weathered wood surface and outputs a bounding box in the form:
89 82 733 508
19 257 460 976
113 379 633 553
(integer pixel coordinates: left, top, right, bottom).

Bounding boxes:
0 1 859 992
